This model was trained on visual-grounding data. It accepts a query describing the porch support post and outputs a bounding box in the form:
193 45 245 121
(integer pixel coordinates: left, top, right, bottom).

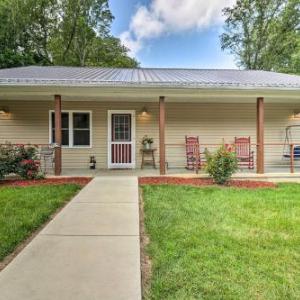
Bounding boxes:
159 96 166 175
54 94 62 176
256 97 264 174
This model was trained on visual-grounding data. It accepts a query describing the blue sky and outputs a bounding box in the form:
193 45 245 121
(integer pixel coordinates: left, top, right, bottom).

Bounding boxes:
109 0 237 69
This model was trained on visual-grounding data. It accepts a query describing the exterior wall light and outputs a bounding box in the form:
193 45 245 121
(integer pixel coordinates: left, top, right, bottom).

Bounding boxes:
293 111 300 119
0 107 9 115
141 106 148 116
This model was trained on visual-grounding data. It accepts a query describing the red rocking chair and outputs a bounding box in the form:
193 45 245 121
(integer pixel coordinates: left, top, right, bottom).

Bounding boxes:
185 136 201 170
234 137 254 169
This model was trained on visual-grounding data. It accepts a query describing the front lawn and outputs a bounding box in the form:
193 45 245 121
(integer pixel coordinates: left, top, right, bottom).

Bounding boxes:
0 184 81 262
142 184 300 300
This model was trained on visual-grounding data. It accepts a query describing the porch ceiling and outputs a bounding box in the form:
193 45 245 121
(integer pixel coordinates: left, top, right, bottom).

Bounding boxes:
0 85 299 103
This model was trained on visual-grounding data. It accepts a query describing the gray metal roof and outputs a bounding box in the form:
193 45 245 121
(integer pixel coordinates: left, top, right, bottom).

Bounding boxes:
0 66 300 89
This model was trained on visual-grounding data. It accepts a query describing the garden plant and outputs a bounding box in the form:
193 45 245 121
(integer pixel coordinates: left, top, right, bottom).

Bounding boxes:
0 143 43 180
205 145 238 184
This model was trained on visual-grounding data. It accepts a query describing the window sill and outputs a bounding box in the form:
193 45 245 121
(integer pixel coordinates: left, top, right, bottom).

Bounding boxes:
61 146 92 149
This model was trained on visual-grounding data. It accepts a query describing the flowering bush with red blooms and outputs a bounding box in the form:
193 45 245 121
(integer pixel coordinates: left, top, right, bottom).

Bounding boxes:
225 144 235 153
17 159 42 179
0 143 44 180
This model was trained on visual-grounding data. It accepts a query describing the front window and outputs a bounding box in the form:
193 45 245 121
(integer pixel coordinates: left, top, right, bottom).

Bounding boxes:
50 111 91 147
73 113 90 146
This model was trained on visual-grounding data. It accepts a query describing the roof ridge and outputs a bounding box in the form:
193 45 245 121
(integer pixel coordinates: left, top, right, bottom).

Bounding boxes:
0 65 259 72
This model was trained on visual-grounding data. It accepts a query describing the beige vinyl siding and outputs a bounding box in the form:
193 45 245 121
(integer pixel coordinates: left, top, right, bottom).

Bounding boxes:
165 103 300 169
165 103 256 168
0 100 159 169
0 100 299 170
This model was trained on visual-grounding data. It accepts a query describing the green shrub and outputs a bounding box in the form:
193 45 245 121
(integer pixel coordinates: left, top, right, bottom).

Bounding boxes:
0 162 6 179
0 143 44 180
17 159 42 179
0 143 15 179
205 145 238 184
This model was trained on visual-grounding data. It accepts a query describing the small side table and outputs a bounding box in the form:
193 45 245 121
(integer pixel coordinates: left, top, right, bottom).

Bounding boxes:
141 148 157 169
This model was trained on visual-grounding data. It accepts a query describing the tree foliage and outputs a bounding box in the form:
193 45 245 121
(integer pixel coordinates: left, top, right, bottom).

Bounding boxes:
0 0 138 68
221 0 300 74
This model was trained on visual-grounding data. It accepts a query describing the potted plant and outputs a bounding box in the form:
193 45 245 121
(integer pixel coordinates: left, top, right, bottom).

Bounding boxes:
141 135 154 150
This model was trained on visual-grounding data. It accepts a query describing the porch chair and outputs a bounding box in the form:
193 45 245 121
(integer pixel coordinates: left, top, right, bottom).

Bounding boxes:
185 136 201 171
234 137 254 169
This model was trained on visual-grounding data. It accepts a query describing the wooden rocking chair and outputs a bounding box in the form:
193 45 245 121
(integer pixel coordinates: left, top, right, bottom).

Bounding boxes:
234 137 254 169
185 136 201 170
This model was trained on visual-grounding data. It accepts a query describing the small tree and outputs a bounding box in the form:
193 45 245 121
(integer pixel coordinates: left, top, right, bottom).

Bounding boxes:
205 145 238 185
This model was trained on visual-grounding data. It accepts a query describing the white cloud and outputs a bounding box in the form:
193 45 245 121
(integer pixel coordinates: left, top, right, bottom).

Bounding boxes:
130 6 165 39
119 31 142 57
121 0 236 56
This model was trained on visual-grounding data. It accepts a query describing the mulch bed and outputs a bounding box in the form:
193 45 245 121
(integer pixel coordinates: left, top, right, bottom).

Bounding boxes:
139 177 276 188
0 177 92 187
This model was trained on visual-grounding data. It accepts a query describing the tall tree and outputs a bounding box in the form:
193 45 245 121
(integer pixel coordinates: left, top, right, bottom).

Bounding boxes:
51 0 113 66
221 0 300 74
0 0 35 68
26 0 59 64
0 0 138 68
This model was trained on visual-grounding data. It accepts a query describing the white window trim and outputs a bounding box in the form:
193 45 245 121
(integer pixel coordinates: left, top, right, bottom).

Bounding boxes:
107 110 136 169
49 110 93 149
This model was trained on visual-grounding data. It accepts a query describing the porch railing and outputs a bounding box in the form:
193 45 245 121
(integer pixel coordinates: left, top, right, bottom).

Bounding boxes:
164 142 300 175
2 142 300 175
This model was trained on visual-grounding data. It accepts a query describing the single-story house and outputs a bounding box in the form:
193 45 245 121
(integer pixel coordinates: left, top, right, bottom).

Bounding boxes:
0 66 300 176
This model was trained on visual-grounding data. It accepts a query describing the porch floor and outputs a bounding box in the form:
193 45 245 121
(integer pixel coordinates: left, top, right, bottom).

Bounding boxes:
49 166 300 182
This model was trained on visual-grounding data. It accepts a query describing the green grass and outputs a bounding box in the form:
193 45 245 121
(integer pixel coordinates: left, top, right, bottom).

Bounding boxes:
142 184 300 300
0 184 81 261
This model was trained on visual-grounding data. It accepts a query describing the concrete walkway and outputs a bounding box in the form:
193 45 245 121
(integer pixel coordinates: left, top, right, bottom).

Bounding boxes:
0 177 141 300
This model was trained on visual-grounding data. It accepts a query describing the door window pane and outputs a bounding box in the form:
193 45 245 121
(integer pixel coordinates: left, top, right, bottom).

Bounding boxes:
112 114 131 141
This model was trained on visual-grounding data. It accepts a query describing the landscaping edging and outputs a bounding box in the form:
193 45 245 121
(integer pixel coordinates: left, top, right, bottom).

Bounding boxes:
139 189 152 299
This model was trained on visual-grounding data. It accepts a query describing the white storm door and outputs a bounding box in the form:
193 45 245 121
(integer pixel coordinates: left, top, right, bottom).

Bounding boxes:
108 110 136 169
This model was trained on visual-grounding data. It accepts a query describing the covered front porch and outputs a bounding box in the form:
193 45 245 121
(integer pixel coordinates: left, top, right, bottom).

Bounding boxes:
1 83 300 178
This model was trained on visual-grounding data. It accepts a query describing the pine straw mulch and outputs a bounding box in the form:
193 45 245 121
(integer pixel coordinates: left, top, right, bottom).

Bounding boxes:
138 177 276 188
0 177 92 188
